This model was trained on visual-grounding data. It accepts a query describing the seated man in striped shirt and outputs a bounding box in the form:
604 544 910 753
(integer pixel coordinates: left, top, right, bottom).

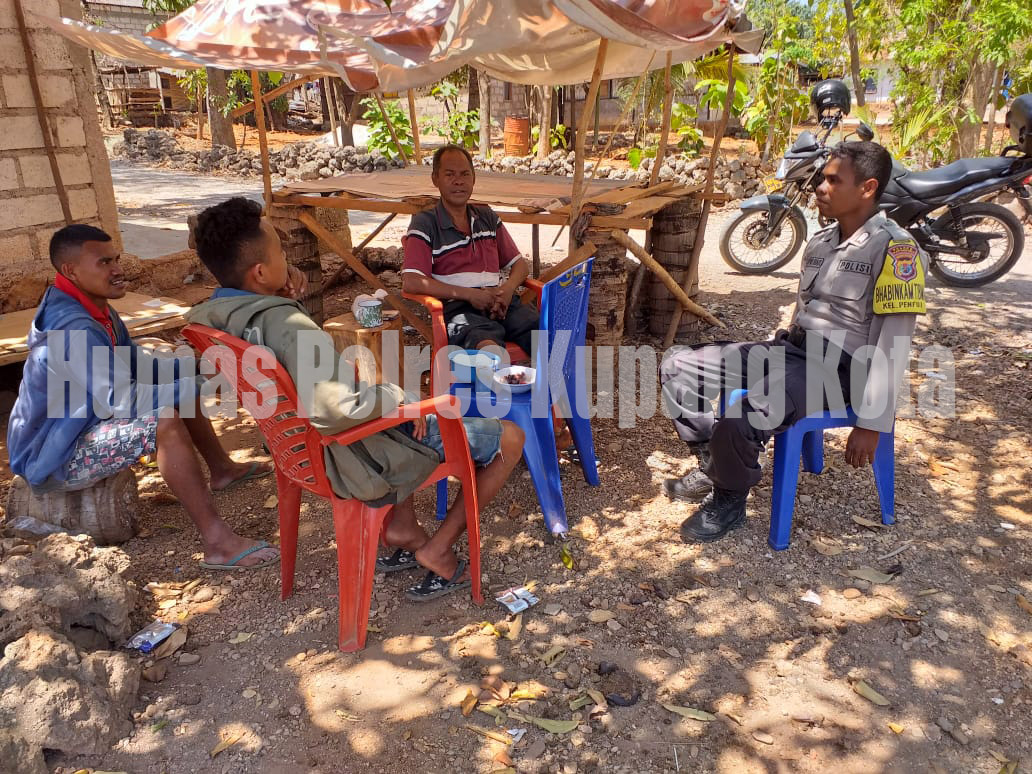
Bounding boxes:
402 145 539 357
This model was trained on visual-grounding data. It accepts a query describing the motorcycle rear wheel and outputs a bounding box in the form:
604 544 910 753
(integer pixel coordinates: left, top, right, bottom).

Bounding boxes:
926 202 1024 287
719 209 806 274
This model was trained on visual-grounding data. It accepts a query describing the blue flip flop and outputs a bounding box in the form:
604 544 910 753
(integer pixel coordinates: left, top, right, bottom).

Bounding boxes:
199 540 280 571
211 461 273 493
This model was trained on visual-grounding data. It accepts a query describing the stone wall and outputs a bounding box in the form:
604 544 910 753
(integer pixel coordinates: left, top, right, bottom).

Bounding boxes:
0 0 121 312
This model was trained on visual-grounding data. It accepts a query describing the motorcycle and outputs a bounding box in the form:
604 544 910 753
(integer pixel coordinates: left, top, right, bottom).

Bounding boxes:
720 88 1032 287
718 108 846 275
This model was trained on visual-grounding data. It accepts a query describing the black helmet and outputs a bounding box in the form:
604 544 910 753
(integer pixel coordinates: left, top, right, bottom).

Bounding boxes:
810 79 851 116
1006 93 1032 155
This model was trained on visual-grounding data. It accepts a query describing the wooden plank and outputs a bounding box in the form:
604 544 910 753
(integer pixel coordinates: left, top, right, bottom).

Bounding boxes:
275 193 650 229
296 211 433 342
586 180 679 205
0 292 190 367
568 38 609 253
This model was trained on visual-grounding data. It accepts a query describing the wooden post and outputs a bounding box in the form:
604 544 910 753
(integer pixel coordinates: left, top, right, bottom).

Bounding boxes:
323 77 339 145
250 70 273 210
297 211 432 341
662 46 736 347
478 69 491 159
588 54 654 182
649 52 674 187
531 223 540 277
568 38 610 254
407 89 422 163
196 80 204 140
374 92 408 166
14 0 71 223
610 230 723 329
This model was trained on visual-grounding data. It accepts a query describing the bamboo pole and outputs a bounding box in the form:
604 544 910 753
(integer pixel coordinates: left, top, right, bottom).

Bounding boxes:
662 47 736 347
374 92 408 166
297 211 432 341
568 38 610 254
649 52 674 187
407 89 422 163
610 230 724 329
14 0 71 223
323 77 340 146
250 70 273 210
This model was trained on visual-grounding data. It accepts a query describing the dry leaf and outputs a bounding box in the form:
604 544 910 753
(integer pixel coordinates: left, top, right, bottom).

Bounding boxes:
811 538 844 557
661 703 716 722
508 500 519 516
158 598 178 610
569 694 593 711
335 710 360 722
227 632 253 645
988 750 1010 764
525 716 578 734
888 722 905 734
851 515 884 529
465 725 513 745
916 588 942 597
722 712 744 726
151 627 187 660
460 689 478 717
852 679 890 706
263 494 278 509
209 732 242 758
1016 595 1032 616
538 645 565 666
587 609 615 623
508 688 543 701
493 750 514 767
848 566 896 584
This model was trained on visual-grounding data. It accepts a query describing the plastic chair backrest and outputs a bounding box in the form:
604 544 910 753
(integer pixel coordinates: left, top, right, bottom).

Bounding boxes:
535 258 594 392
181 324 333 498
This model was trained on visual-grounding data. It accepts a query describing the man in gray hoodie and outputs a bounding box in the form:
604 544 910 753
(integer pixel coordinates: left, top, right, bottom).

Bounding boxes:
187 198 524 601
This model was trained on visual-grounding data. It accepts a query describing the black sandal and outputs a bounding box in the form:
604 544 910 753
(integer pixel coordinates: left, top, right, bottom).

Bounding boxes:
405 559 472 602
376 548 418 573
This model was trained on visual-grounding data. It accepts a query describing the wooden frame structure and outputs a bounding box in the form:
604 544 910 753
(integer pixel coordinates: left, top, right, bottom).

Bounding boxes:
230 35 737 347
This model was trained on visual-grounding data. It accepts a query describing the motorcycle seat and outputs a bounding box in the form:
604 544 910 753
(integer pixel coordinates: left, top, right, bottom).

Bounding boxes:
896 157 1015 199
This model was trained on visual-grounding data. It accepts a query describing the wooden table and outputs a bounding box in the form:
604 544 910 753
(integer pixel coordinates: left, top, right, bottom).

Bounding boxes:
0 291 190 367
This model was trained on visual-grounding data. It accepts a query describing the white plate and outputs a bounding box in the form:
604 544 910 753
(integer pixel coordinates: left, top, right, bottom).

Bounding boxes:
493 366 535 393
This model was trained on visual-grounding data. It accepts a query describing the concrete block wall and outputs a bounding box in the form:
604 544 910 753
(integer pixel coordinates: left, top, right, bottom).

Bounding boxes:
0 0 120 312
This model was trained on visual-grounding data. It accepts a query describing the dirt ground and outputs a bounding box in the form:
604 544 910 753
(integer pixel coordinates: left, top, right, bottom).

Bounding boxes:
0 210 1030 774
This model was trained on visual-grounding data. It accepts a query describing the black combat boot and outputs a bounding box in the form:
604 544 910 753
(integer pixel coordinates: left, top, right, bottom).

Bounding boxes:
664 442 712 502
679 487 748 543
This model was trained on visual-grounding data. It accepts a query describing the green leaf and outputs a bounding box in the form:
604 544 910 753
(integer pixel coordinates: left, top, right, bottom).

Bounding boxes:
661 703 717 722
627 147 643 170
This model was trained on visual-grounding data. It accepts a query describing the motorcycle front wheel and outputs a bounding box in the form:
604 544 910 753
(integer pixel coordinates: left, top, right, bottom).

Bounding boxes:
926 202 1024 287
719 209 806 274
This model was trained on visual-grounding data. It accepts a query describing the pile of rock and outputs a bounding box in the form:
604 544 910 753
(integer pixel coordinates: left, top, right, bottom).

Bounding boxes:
112 129 769 200
0 534 140 772
471 149 769 200
112 128 405 179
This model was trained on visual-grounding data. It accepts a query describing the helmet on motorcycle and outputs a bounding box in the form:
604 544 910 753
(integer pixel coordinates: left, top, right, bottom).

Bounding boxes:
810 79 851 117
1006 93 1032 155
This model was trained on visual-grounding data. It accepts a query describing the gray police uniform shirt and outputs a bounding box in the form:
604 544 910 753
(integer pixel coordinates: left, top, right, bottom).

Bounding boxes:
791 211 927 433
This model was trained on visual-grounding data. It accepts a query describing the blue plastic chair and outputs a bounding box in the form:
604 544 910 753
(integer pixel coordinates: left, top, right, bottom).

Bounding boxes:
725 388 895 550
436 258 600 536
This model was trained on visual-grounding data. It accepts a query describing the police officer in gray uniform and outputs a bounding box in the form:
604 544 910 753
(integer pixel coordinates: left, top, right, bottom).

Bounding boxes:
660 141 926 543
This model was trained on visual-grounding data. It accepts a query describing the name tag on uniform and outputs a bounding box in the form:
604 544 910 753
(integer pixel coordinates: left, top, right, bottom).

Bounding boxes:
838 260 872 275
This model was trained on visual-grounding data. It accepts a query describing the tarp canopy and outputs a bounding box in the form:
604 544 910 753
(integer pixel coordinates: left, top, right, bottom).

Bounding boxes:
35 0 760 92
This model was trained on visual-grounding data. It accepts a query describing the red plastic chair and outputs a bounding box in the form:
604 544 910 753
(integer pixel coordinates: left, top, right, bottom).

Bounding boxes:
182 324 482 652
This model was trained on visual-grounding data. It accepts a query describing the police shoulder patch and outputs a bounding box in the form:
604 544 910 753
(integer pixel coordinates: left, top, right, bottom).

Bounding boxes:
873 238 926 315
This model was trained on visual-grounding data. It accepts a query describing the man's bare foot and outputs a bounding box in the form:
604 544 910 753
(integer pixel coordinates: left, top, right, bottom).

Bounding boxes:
202 533 279 568
209 460 273 492
413 544 468 582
